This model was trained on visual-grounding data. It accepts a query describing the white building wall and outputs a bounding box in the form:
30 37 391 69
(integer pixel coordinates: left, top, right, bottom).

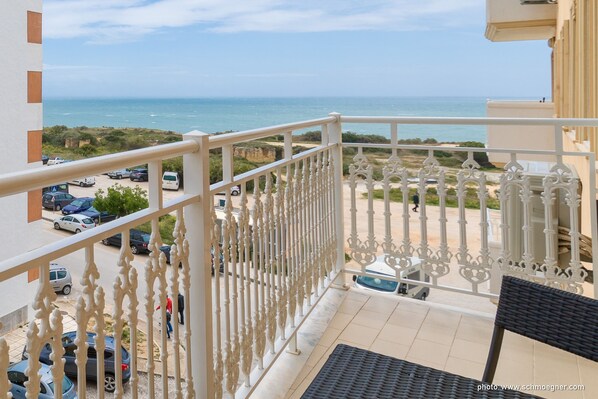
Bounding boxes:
0 0 43 333
486 101 556 166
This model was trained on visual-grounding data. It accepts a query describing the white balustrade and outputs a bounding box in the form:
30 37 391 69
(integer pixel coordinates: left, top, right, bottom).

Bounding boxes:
0 115 596 398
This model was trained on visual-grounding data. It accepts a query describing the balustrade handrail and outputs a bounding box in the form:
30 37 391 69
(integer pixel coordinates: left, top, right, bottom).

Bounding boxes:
340 115 598 126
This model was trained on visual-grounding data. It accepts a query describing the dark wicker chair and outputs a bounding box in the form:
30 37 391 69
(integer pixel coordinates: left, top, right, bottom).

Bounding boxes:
301 276 598 399
482 275 598 383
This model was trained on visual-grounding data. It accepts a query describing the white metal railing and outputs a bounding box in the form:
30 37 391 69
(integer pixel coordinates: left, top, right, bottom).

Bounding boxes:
0 114 596 399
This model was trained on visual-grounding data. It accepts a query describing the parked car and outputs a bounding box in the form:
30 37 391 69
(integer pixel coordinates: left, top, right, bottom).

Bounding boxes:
23 331 131 393
53 214 96 234
7 359 77 399
352 256 430 300
217 185 241 196
129 168 148 182
41 154 49 165
81 206 117 224
42 192 75 211
42 183 69 194
407 177 438 185
61 197 94 215
162 171 180 191
107 169 131 179
69 176 95 187
102 229 151 254
47 157 66 165
50 263 72 295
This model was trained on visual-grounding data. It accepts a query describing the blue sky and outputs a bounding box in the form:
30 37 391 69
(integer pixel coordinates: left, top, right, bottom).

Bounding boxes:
42 0 552 98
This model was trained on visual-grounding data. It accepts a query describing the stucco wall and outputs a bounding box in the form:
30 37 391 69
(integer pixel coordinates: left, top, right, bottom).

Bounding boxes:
0 0 43 323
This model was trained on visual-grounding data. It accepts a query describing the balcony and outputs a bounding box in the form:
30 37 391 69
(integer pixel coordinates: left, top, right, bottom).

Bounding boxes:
0 115 597 398
485 0 557 42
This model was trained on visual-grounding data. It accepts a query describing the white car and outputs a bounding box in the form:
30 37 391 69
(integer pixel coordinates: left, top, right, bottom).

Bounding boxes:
53 213 96 233
69 176 95 187
217 185 241 196
352 255 430 300
47 157 66 165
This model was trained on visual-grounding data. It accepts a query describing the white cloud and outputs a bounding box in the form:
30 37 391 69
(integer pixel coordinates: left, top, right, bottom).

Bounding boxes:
44 0 481 43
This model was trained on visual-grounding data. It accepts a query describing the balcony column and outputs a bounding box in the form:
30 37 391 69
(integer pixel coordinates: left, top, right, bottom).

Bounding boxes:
328 112 346 274
183 130 214 398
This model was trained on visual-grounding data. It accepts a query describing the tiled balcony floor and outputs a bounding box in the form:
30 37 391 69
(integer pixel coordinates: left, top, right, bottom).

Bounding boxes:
256 287 597 399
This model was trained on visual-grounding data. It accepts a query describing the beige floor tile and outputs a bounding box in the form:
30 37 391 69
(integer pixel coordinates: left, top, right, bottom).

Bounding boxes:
387 308 427 330
455 316 494 345
346 291 370 304
444 356 484 380
492 356 534 387
352 309 390 330
377 323 418 346
338 323 380 347
369 338 410 360
317 327 342 348
306 344 329 368
423 308 462 330
416 322 457 346
534 343 582 396
290 364 312 390
405 355 445 371
362 296 399 316
395 299 430 315
337 298 365 316
328 312 354 330
578 357 598 399
499 331 534 361
449 338 490 364
407 338 451 367
324 339 369 359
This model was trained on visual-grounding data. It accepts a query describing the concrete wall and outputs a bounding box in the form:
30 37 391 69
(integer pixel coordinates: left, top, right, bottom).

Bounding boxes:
0 0 43 325
486 100 556 166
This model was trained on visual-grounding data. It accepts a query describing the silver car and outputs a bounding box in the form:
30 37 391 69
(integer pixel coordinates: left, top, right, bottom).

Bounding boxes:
50 263 72 295
107 168 131 179
53 214 96 233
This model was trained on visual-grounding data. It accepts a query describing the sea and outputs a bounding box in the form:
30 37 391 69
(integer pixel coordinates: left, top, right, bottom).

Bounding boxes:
44 97 500 143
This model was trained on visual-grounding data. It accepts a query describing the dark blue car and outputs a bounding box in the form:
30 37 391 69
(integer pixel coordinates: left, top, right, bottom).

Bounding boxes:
24 331 131 393
61 197 94 215
81 206 117 224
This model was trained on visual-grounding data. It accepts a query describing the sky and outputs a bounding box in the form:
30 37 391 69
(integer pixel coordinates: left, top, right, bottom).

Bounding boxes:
42 0 553 98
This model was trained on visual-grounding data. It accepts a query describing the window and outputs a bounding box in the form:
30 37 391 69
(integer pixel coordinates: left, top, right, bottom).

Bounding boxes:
50 271 57 281
87 347 97 359
104 350 114 359
7 371 26 386
63 216 73 222
57 271 67 279
64 345 76 357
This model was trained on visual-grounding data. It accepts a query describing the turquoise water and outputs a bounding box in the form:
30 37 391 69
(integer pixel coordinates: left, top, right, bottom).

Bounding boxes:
44 97 490 142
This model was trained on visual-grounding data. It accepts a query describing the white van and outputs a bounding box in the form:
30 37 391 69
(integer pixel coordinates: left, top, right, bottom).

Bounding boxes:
352 256 430 300
69 176 95 187
162 171 180 191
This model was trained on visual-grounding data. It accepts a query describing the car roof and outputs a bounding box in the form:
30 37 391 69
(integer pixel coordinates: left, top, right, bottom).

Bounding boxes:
63 331 116 349
49 263 67 271
44 191 69 196
163 171 178 176
9 360 52 380
68 213 94 220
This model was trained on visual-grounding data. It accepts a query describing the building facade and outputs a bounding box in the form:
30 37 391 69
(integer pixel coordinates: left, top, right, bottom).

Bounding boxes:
0 0 44 333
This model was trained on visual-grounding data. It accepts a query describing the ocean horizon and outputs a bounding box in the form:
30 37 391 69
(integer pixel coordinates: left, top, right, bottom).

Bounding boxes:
43 96 527 143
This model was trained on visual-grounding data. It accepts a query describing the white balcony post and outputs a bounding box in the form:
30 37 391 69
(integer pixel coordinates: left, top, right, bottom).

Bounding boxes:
328 112 345 273
183 130 214 398
148 160 163 210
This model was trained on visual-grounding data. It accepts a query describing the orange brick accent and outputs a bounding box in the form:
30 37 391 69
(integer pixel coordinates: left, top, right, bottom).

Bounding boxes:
27 130 42 163
28 189 42 223
28 268 40 283
27 11 42 44
27 71 42 103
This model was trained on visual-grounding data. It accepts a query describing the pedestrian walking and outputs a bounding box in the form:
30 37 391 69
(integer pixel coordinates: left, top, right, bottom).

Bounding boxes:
412 193 420 212
166 310 173 339
178 293 185 325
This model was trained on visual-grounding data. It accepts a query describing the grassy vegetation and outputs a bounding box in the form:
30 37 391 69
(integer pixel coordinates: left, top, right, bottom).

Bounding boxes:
368 187 500 210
